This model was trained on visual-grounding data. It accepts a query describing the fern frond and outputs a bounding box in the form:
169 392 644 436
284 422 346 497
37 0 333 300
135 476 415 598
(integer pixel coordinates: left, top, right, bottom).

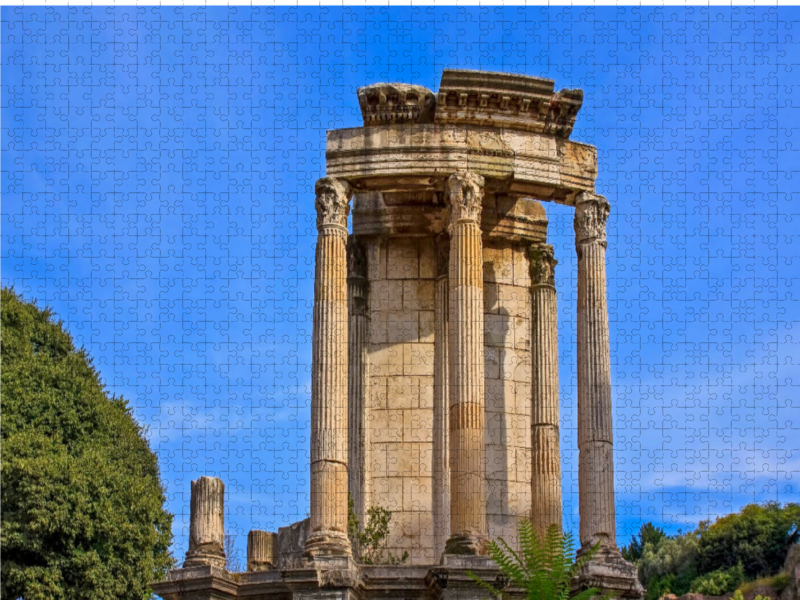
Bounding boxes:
467 570 504 600
567 540 601 581
488 539 528 589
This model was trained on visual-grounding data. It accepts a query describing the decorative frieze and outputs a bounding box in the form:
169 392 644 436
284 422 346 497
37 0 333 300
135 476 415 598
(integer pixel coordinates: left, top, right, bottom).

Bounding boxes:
357 82 436 126
435 69 583 138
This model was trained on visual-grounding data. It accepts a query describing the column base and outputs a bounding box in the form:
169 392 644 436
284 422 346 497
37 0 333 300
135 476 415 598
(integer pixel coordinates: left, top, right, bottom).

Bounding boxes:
443 534 489 557
572 545 644 600
184 545 226 570
304 531 353 560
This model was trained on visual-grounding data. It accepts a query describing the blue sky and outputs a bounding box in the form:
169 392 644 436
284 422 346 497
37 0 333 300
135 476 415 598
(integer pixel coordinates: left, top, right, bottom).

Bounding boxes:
2 6 798 567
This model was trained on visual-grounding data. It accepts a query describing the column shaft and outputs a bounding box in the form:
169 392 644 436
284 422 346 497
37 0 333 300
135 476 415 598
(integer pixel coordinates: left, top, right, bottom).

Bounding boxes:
530 243 562 538
307 177 353 558
433 233 451 559
185 476 226 568
247 530 278 571
574 193 616 549
347 238 369 526
445 171 488 556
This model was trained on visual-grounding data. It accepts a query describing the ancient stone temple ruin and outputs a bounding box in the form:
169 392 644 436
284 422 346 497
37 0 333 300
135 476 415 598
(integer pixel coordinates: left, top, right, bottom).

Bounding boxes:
152 69 644 600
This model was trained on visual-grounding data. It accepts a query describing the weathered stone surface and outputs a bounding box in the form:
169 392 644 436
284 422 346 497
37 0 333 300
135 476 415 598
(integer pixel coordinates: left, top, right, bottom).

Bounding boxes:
781 544 800 600
572 546 645 600
326 124 597 204
153 68 617 600
436 69 583 138
277 518 310 569
529 243 561 538
247 530 278 572
184 476 226 569
445 171 488 557
307 177 354 560
358 83 436 126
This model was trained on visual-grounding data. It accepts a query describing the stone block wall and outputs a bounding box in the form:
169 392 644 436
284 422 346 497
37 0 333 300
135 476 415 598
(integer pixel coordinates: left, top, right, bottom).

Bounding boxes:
366 236 437 565
357 235 534 564
483 242 533 546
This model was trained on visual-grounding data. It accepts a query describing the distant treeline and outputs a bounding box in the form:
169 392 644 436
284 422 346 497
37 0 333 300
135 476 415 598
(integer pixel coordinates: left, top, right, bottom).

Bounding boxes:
622 503 799 600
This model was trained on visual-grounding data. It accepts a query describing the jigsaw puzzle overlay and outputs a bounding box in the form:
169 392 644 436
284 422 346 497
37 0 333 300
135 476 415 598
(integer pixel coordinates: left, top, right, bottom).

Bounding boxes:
2 6 798 567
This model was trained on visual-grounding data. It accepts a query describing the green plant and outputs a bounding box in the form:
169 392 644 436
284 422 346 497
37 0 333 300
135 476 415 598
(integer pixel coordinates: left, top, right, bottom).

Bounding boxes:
467 520 603 600
738 573 790 597
690 563 745 596
347 496 409 565
623 523 668 564
731 590 772 600
1 288 175 600
639 531 699 598
697 503 799 579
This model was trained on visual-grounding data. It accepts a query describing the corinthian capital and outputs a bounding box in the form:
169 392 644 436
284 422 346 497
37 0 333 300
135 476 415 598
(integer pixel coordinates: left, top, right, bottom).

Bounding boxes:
315 177 352 230
529 243 557 287
447 170 485 227
574 192 610 245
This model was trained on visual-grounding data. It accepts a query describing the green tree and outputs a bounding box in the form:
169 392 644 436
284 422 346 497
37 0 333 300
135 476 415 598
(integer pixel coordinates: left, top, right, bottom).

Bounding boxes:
638 532 699 600
1 288 175 600
696 503 799 579
622 522 667 563
467 520 602 600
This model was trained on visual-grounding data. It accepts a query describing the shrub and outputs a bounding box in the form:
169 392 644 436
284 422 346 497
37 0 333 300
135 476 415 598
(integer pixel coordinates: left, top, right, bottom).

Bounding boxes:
347 496 409 565
640 532 700 584
690 564 745 596
697 503 799 579
738 573 791 596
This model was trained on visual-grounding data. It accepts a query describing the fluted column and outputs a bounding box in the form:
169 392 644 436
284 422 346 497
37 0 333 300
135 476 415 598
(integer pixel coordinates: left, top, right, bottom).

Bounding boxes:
530 243 562 538
347 237 369 526
306 177 353 558
247 530 278 571
184 476 226 568
574 192 616 550
433 232 451 559
445 171 488 556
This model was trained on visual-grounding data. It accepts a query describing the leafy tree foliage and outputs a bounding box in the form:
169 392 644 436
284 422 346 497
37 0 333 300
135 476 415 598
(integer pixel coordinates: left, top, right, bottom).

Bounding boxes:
467 520 602 600
1 288 175 600
630 503 798 600
639 532 699 600
696 502 799 579
623 523 667 563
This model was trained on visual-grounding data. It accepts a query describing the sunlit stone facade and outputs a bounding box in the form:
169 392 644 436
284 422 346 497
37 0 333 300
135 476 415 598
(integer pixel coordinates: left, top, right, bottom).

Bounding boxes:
153 69 643 600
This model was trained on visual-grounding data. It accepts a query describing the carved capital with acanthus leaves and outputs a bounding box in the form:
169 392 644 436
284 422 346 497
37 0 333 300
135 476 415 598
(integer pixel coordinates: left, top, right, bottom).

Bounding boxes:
315 177 352 231
529 243 557 287
447 170 485 228
574 192 610 246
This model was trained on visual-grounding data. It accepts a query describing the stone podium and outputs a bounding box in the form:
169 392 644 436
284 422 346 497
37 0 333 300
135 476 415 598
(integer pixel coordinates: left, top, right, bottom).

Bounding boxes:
152 69 644 600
